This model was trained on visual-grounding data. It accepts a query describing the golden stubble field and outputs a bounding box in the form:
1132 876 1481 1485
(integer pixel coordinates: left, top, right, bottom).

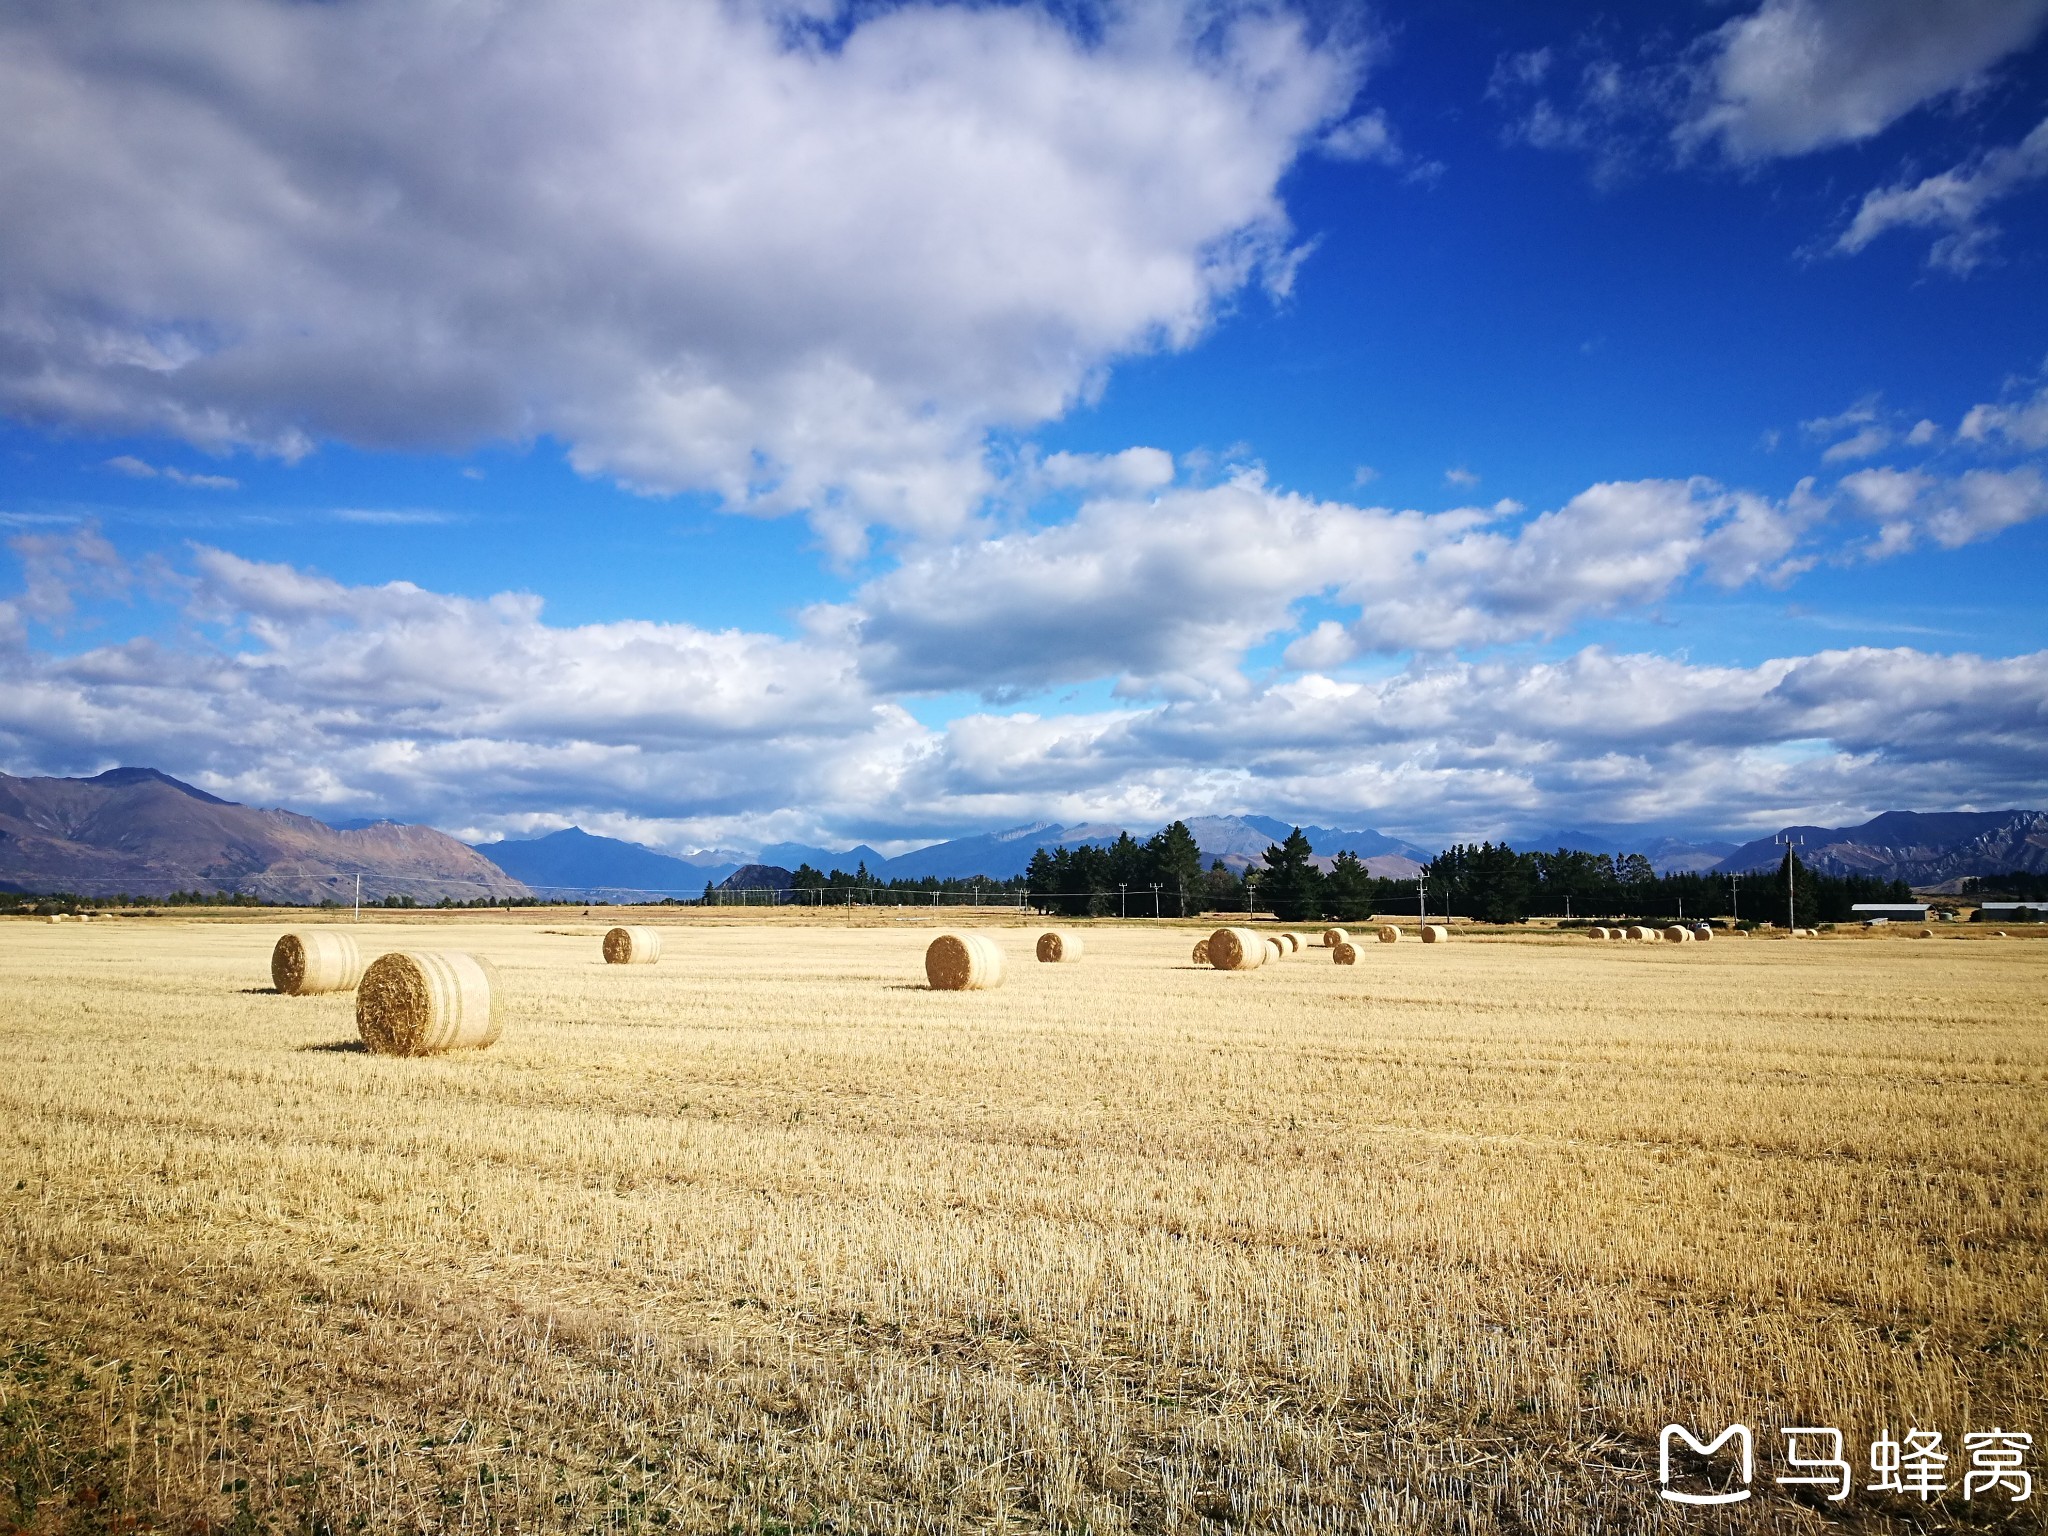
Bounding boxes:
0 913 2042 1535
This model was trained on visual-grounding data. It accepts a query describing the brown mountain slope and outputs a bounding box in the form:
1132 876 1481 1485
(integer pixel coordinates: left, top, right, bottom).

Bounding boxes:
0 767 529 902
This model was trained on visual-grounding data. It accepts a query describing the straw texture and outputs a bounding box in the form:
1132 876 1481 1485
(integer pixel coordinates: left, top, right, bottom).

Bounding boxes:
271 930 366 996
1421 924 1449 944
602 926 662 965
1035 930 1083 964
1322 927 1349 948
1204 928 1267 971
356 951 500 1056
1332 941 1358 965
925 932 1006 991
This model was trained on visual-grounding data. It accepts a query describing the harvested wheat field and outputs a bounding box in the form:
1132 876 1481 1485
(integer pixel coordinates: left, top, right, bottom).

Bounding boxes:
1 913 2043 1534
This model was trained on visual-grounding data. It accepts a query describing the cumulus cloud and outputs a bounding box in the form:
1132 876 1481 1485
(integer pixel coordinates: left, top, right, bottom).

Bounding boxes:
0 0 1360 550
5 541 2047 844
1841 464 2048 554
1681 0 2048 161
1493 0 2048 197
1960 381 2048 450
846 470 1822 696
1836 116 2048 271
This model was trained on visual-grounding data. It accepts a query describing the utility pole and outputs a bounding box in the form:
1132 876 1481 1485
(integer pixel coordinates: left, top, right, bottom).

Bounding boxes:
1150 882 1161 919
1729 872 1739 923
1118 883 1128 918
1417 876 1426 923
1774 833 1803 930
353 872 361 923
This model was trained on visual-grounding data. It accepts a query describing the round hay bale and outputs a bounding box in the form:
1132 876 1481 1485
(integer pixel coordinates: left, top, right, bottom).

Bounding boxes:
356 951 500 1056
1692 925 1713 941
1035 930 1083 964
1377 925 1402 943
1264 938 1285 962
1420 924 1448 944
1191 938 1211 966
1995 929 2009 938
45 914 62 924
1282 932 1303 953
925 932 1005 991
1332 941 1359 965
1917 928 1933 939
602 925 662 965
1624 925 1649 942
1593 926 1613 940
272 930 365 996
1322 927 1349 948
1205 927 1267 970
1662 925 1688 943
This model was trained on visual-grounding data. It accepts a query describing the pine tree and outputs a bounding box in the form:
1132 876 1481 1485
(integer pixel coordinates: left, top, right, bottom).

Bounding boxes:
1260 827 1324 922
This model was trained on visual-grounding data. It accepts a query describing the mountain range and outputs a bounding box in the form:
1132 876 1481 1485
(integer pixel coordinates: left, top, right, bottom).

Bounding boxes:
1714 810 2048 888
0 767 527 902
1523 830 1740 875
8 765 2043 902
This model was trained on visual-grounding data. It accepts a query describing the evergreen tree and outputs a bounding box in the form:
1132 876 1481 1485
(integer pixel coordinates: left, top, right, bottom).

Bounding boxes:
1322 849 1374 921
1146 820 1206 918
1260 827 1324 922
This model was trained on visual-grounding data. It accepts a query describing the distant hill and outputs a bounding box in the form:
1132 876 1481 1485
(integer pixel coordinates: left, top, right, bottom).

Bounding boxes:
876 822 1123 881
719 864 793 891
0 767 528 902
1524 829 1740 875
1715 810 2048 885
1187 815 1428 874
473 826 740 899
759 840 887 873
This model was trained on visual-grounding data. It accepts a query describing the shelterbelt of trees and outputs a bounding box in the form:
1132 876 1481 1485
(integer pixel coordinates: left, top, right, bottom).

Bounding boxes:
1023 828 1917 926
726 824 1925 926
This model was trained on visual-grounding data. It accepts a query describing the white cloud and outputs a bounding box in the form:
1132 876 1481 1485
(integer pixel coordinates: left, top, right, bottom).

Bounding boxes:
1033 447 1177 496
1444 466 1480 488
1841 464 2048 553
846 470 1820 695
1960 381 2048 451
6 541 2047 845
102 454 238 490
1493 0 2048 202
1820 426 1890 463
0 0 1361 549
1836 116 2048 271
1682 0 2048 161
1321 109 1403 166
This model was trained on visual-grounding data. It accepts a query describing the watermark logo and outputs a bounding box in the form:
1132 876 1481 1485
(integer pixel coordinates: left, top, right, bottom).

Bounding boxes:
1659 1424 1753 1505
1656 1424 2032 1507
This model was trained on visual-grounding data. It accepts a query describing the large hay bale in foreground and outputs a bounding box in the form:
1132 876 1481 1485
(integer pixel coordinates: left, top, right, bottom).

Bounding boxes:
1191 938 1210 966
602 926 662 965
1035 930 1083 964
1377 925 1402 943
1332 941 1359 965
925 932 1006 991
1420 924 1449 944
1205 928 1267 971
271 930 365 996
1322 927 1348 948
356 951 500 1056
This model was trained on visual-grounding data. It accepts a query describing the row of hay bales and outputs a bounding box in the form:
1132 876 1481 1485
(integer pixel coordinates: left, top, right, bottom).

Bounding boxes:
1584 924 1719 943
269 922 661 1057
928 924 1458 989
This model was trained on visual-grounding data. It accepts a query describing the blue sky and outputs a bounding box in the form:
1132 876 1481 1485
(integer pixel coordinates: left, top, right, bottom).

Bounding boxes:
2 0 2046 855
